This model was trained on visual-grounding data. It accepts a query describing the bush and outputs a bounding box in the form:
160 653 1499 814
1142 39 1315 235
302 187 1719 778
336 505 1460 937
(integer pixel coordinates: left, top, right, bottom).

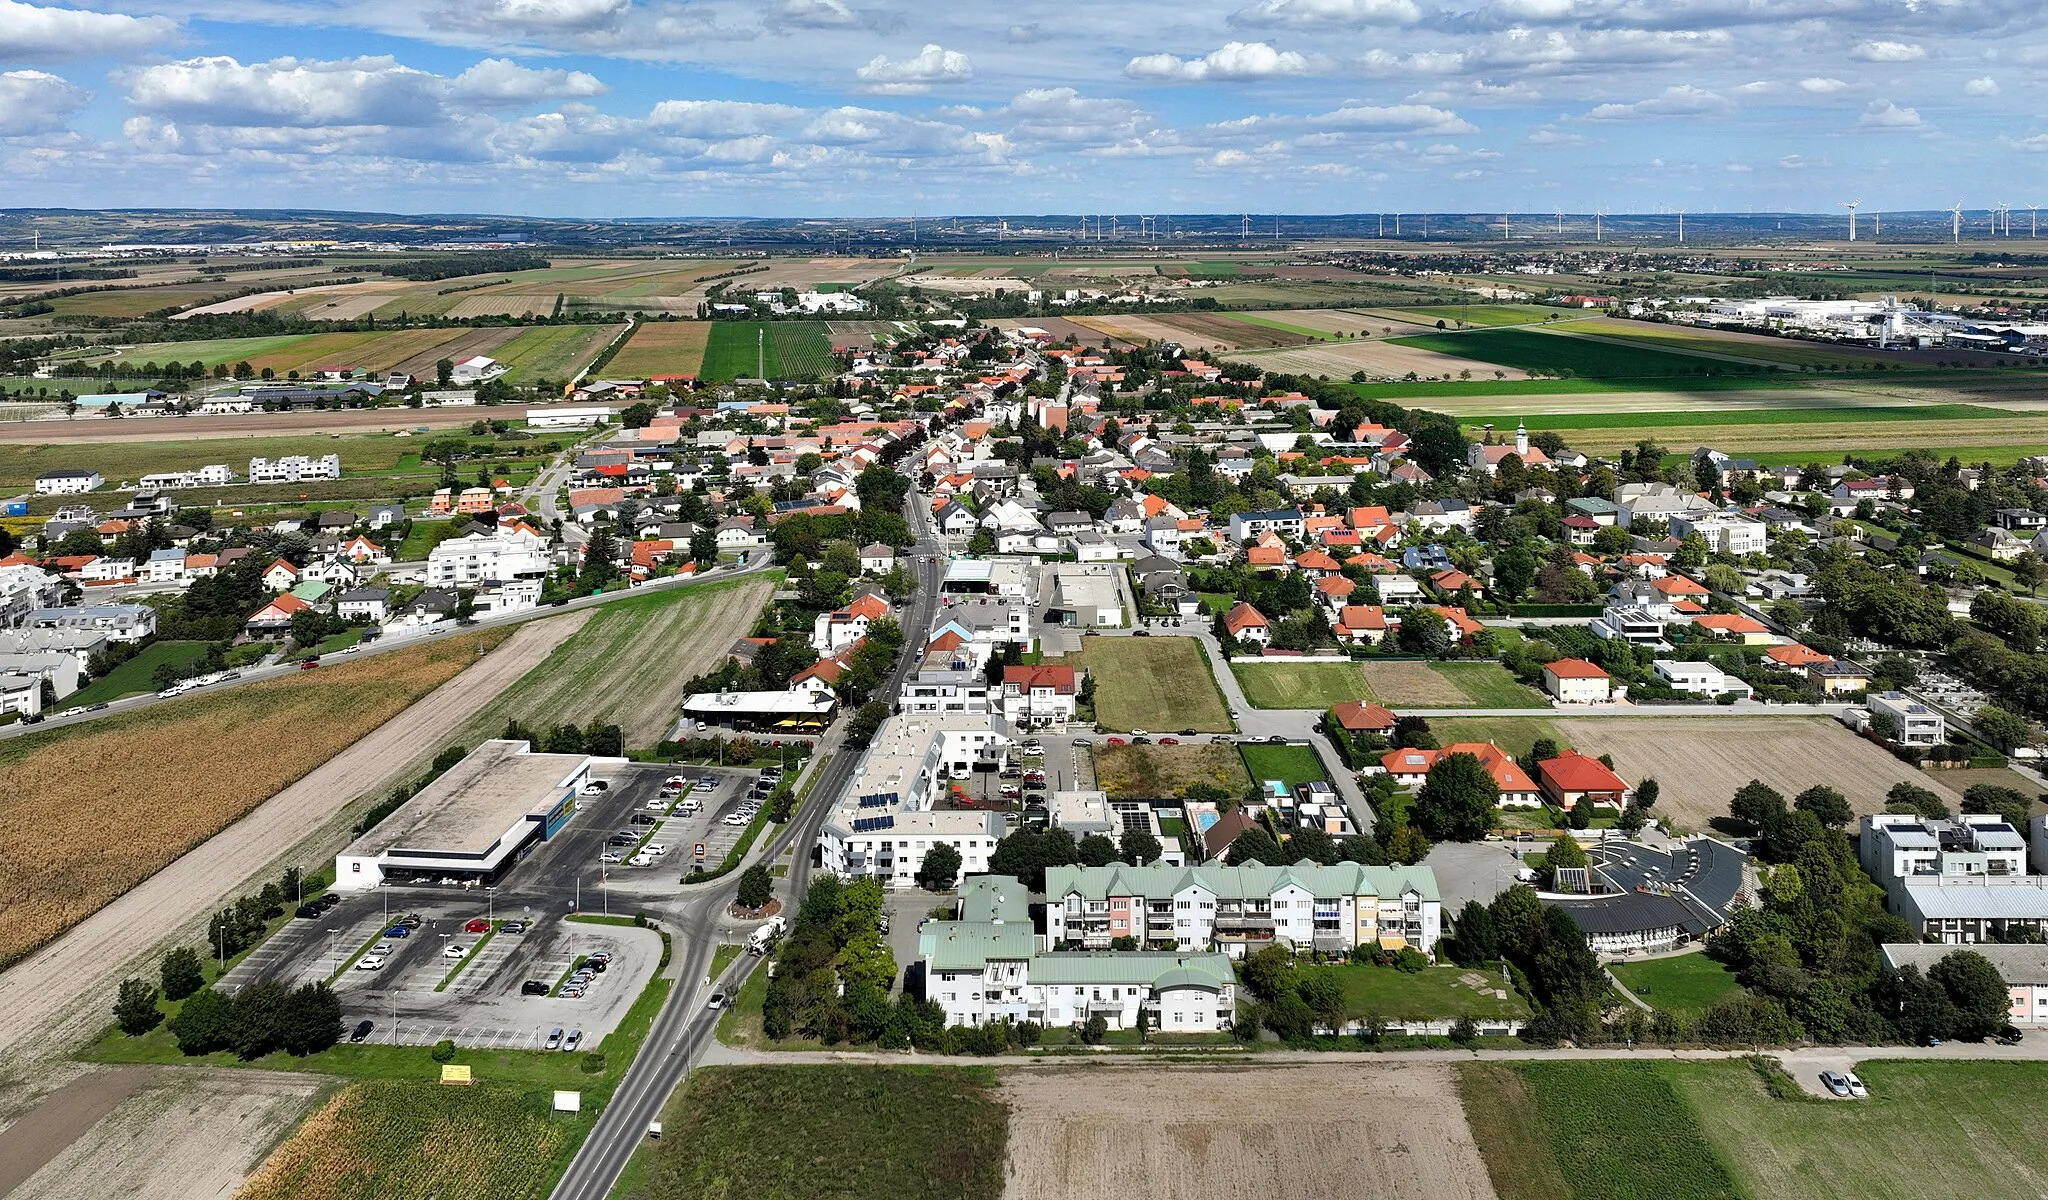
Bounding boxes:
1393 947 1429 974
735 864 773 910
431 1039 458 1063
114 977 163 1036
580 1051 607 1074
1449 1015 1478 1045
1081 1014 1109 1045
168 987 236 1055
160 946 205 1002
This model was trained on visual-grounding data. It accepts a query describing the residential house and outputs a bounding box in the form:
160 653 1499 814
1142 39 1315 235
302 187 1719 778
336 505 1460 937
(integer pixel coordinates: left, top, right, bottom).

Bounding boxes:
1222 601 1270 646
336 588 390 622
1652 660 1753 699
1807 659 1872 695
1001 664 1079 729
1378 743 1543 808
260 559 300 592
426 528 549 587
1542 658 1613 704
34 470 101 496
1867 691 1944 745
1536 751 1628 811
1328 700 1396 738
246 592 312 637
1860 814 2048 943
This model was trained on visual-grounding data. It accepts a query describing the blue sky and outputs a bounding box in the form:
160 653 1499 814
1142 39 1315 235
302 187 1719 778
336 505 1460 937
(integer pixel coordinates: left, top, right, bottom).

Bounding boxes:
0 0 2040 219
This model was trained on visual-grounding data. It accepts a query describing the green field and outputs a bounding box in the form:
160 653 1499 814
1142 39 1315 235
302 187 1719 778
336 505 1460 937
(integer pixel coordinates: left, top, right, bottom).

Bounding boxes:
1347 376 1783 400
65 641 213 706
1607 953 1743 1021
1391 304 1580 328
1580 322 1898 369
1058 636 1231 732
628 1066 1007 1200
1231 661 1373 709
1432 663 1549 708
700 321 835 381
1461 1061 1742 1200
1229 313 1337 340
1239 742 1331 794
1306 963 1530 1021
0 434 411 490
1670 1060 2048 1200
1494 402 2013 432
492 323 621 383
1428 717 1560 757
1393 327 1779 380
397 519 466 560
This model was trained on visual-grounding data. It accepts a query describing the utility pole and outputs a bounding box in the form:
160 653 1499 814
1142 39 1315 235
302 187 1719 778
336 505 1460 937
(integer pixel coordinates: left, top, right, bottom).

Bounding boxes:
757 328 764 381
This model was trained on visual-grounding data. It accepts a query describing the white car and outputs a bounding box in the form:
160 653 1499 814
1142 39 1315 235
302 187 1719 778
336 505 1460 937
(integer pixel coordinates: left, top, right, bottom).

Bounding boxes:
628 853 655 867
722 814 747 826
647 798 672 810
1845 1071 1867 1098
600 852 624 864
340 645 362 655
645 844 670 855
370 941 393 955
355 956 387 971
443 945 467 959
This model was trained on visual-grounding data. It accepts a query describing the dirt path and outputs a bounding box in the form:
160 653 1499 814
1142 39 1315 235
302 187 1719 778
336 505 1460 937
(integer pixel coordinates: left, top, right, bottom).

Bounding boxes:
0 615 586 1076
1000 1063 1497 1200
0 1067 150 1197
5 1070 325 1200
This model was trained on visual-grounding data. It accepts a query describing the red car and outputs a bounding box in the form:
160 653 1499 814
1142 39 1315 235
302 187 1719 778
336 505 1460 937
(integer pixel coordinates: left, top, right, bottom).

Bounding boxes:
298 659 320 670
1106 736 1126 746
1158 737 1180 745
464 918 490 934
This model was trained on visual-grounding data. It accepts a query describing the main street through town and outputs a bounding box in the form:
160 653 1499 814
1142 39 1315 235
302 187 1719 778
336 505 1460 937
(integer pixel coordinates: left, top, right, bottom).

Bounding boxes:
548 482 945 1200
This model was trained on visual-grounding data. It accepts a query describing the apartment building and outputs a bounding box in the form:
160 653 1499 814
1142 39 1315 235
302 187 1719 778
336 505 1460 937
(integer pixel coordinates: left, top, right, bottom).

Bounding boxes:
1867 690 1945 746
1668 512 1768 556
1043 861 1442 959
1881 943 2048 1028
815 712 1010 887
29 604 156 642
425 530 550 587
919 876 1238 1033
248 455 341 484
999 664 1077 729
1860 814 2048 943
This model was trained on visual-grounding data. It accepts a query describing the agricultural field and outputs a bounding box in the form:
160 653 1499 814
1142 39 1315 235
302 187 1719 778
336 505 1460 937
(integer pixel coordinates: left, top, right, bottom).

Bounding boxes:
1460 1061 1740 1200
1229 335 1538 383
1391 326 1779 380
604 320 711 379
0 629 507 968
1670 1060 2048 1200
0 432 419 490
1551 716 1960 831
630 1066 1006 1200
1053 636 1231 732
1385 304 1582 328
1303 962 1530 1022
1427 718 1561 759
1222 313 1329 342
490 323 622 384
65 641 213 707
1004 1064 1498 1200
1606 952 1743 1022
237 1080 578 1200
4 1070 327 1200
699 321 834 381
1093 742 1251 800
453 574 775 749
1501 401 2014 433
1572 319 1903 369
97 327 530 379
1238 742 1330 793
1356 661 1545 709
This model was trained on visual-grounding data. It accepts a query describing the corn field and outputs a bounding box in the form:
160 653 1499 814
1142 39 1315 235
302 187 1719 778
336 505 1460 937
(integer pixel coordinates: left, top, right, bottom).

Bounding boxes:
236 1079 572 1200
0 631 506 967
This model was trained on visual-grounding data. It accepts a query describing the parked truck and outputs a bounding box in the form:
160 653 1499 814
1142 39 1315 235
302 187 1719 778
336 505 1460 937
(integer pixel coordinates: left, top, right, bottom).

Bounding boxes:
746 916 787 955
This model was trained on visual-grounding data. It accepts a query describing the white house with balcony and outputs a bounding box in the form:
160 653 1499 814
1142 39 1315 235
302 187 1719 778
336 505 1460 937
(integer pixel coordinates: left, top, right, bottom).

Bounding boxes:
1860 814 2048 943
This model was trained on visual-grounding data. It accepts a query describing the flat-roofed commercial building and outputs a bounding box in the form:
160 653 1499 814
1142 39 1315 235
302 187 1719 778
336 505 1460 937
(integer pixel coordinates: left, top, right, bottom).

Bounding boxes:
334 740 590 890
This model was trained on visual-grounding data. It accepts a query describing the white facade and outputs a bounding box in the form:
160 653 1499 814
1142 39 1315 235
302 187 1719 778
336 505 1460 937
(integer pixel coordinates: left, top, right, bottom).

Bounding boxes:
1668 512 1768 556
816 712 1010 888
248 455 341 484
34 471 101 495
1868 690 1945 745
1652 659 1753 698
426 531 550 587
526 406 614 429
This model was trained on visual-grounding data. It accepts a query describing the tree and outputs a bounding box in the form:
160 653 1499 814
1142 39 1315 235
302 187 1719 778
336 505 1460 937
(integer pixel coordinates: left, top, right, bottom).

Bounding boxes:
620 401 656 429
161 946 204 1001
1119 828 1162 866
1240 944 1294 1001
1545 833 1588 876
1674 531 1709 568
581 524 621 588
1633 778 1659 811
1413 752 1497 842
435 357 454 387
114 977 162 1036
167 987 236 1055
1974 705 2034 754
1885 781 1951 820
1929 950 2011 1040
279 982 342 1056
232 978 290 1060
1397 607 1454 658
1730 780 1787 830
1448 900 1499 966
1296 971 1347 1033
1287 825 1338 865
845 701 889 748
1378 821 1432 864
1792 785 1854 830
737 863 775 908
1492 546 1536 602
1961 783 2033 832
1225 827 1285 865
914 843 962 892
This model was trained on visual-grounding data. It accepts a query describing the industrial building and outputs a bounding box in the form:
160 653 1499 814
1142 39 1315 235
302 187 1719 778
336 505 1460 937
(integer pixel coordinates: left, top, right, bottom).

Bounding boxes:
333 740 590 890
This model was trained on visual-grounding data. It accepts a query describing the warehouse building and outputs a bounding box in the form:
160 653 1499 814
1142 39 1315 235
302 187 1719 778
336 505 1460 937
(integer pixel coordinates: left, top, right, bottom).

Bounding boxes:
333 740 589 890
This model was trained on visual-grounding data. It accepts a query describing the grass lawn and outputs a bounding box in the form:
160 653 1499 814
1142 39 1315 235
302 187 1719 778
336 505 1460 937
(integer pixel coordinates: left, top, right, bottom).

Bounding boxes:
1668 1060 2048 1200
629 1066 1008 1200
699 321 835 381
65 641 213 706
397 519 465 560
1498 402 2011 432
1607 953 1743 1021
1238 742 1329 793
0 434 411 490
1428 717 1561 757
1230 661 1373 709
1460 1061 1742 1200
1306 962 1529 1021
1057 636 1230 732
1433 663 1549 708
1196 591 1237 616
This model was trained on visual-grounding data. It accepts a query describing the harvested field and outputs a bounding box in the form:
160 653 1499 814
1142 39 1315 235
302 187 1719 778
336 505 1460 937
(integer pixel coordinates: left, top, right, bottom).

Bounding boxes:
491 323 620 383
455 575 774 748
0 629 518 970
986 316 1131 346
1230 337 1534 381
1237 308 1379 337
0 619 572 1070
1360 661 1469 706
237 1079 574 1200
1068 315 1198 345
1159 311 1307 351
444 293 557 318
1002 1064 1497 1200
1093 743 1251 800
8 1070 325 1200
1554 716 1959 829
605 320 710 378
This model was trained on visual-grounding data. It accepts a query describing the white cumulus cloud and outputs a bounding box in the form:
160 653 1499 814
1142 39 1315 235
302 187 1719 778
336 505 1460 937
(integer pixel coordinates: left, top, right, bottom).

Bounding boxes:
452 58 607 104
126 56 451 128
645 98 804 138
853 43 971 93
0 69 90 136
1125 41 1312 82
1964 76 1999 96
777 0 861 27
1583 84 1731 121
1799 77 1847 94
1850 40 1925 62
1859 98 1922 128
1230 0 1420 26
0 0 174 62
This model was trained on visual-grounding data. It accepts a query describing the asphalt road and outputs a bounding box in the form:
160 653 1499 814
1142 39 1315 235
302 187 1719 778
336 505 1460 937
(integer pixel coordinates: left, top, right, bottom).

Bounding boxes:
2 554 774 743
546 476 944 1200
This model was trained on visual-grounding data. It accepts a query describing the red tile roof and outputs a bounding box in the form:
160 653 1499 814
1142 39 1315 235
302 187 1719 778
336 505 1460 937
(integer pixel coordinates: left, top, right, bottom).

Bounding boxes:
1543 657 1610 679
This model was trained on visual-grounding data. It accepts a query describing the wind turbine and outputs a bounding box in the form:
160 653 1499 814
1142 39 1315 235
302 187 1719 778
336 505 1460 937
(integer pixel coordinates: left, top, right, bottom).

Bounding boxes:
1677 210 1686 244
1842 199 1860 242
1872 210 1882 241
2032 205 2040 240
1554 209 1564 235
1951 202 1963 244
1502 210 1511 241
1594 209 1605 242
1240 213 1251 239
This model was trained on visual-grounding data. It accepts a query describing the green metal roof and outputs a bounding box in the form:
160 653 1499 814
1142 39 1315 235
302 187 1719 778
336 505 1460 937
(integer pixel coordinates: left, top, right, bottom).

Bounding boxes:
1042 861 1440 904
919 921 1037 972
957 874 1030 924
1028 951 1234 991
